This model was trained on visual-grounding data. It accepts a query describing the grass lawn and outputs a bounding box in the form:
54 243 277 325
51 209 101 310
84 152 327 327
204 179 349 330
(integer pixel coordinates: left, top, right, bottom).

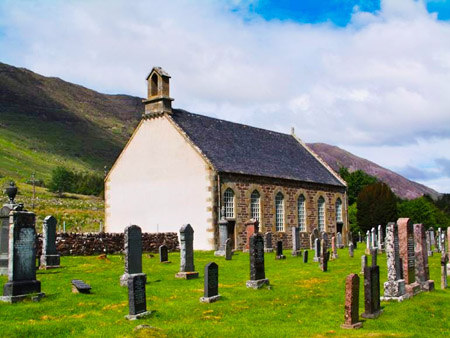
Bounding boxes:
0 246 449 337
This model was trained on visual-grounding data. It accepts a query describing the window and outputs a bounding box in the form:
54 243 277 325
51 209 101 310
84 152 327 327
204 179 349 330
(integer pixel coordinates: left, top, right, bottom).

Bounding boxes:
275 192 284 232
318 196 325 232
250 190 260 220
336 198 342 222
224 188 235 218
298 194 306 232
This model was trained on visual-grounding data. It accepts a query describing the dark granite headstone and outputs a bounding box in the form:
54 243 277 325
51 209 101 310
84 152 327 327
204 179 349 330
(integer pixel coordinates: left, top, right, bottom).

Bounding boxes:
246 233 269 289
414 223 434 291
120 225 142 286
175 224 198 279
276 241 286 260
341 273 362 329
40 216 60 269
126 273 151 320
362 264 382 319
1 211 44 303
264 232 273 253
225 238 233 260
71 279 91 294
303 250 308 263
159 245 169 263
200 262 220 303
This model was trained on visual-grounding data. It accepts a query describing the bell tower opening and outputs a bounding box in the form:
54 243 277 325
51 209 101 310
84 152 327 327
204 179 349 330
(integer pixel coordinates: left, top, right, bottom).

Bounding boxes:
151 73 158 97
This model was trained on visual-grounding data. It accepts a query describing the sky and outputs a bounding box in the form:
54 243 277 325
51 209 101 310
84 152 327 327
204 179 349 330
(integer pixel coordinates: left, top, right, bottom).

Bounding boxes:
0 0 450 193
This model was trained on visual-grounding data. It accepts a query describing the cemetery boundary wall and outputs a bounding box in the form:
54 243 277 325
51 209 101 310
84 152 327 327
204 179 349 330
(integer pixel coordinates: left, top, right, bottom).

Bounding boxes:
36 232 179 256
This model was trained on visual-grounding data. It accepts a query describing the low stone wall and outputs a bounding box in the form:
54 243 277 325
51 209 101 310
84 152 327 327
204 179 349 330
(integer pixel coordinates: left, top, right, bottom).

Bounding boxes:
36 232 179 256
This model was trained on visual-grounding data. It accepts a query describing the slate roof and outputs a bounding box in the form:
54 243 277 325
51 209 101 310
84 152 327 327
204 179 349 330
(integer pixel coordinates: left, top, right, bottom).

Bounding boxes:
170 109 345 187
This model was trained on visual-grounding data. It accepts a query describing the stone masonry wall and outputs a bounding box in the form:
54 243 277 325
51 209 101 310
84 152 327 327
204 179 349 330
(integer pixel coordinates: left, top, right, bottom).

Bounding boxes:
36 232 179 256
220 173 347 251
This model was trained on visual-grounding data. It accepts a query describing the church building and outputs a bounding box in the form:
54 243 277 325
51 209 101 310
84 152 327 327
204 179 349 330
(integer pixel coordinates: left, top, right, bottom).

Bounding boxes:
105 67 348 250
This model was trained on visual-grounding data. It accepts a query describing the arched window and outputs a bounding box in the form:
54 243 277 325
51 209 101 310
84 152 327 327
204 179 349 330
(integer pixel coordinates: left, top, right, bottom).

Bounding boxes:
224 188 235 218
318 196 325 232
275 192 284 232
250 190 260 220
151 73 158 96
335 198 342 222
298 194 306 232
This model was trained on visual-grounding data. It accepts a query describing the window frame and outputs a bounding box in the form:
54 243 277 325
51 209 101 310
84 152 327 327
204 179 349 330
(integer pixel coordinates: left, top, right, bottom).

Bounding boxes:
318 196 325 232
298 194 306 232
224 188 235 219
250 190 261 221
275 192 285 232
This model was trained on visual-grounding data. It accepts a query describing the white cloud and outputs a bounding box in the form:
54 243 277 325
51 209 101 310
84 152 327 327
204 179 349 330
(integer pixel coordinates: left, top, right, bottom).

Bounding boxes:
0 0 450 192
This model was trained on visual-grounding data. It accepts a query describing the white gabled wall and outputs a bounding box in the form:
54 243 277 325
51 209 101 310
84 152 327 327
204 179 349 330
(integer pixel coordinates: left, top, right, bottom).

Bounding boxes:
105 116 214 250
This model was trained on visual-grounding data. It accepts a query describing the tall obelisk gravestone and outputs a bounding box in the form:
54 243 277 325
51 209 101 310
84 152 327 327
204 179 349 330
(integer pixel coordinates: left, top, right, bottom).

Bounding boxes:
0 182 19 276
397 218 421 296
414 223 434 291
175 224 199 279
39 216 60 269
120 225 143 286
1 210 45 303
381 222 408 301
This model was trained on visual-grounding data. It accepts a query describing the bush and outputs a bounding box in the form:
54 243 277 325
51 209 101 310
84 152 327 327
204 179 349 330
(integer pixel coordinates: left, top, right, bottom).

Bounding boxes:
49 166 104 197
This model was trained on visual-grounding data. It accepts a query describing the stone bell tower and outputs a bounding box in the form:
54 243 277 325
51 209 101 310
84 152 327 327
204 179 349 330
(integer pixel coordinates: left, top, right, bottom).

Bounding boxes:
142 67 174 116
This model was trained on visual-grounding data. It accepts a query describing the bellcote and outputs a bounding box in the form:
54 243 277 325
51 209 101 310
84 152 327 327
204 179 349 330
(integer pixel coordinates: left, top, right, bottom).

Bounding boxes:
143 67 174 116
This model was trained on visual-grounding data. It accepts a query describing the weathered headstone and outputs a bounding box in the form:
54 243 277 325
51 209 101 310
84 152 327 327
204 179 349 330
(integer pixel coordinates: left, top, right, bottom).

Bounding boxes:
244 219 259 252
441 254 448 289
71 279 91 294
264 232 273 253
1 210 45 303
361 249 382 319
214 210 229 257
321 232 329 251
200 262 220 303
39 216 60 269
159 245 170 263
361 255 367 275
429 227 436 250
414 223 434 291
437 228 442 252
175 224 199 279
246 233 269 289
125 273 151 320
303 250 308 263
292 227 301 256
310 228 319 250
0 182 19 276
365 230 371 255
341 273 363 329
337 232 344 249
371 227 377 249
358 231 362 243
349 242 354 258
320 239 328 272
332 236 338 259
377 225 384 253
275 241 286 260
120 225 142 286
381 222 408 301
426 230 433 257
225 238 233 260
313 238 320 262
397 218 421 296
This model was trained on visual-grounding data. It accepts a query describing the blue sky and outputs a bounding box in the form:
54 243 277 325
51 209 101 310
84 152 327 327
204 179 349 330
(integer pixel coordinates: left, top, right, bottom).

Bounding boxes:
0 0 450 194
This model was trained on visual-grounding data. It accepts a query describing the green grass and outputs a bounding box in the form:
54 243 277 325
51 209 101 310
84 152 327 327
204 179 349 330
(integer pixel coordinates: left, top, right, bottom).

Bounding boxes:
1 247 449 337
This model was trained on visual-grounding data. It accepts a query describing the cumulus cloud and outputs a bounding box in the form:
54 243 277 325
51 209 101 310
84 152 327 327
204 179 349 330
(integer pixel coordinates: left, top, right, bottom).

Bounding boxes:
0 0 449 192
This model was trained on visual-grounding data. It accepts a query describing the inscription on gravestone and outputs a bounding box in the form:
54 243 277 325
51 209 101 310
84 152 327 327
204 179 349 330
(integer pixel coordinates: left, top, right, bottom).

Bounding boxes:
125 273 151 320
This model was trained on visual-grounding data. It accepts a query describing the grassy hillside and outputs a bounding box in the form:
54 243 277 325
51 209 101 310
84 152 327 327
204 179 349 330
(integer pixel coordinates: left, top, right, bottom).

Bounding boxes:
0 62 143 183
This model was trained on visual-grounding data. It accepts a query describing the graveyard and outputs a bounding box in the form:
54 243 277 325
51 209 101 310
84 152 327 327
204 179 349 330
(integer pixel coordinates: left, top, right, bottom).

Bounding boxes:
1 243 450 337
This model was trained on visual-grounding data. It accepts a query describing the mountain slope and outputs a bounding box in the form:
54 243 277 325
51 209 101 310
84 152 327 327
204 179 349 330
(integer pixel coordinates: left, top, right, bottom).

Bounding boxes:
307 143 440 200
0 62 144 181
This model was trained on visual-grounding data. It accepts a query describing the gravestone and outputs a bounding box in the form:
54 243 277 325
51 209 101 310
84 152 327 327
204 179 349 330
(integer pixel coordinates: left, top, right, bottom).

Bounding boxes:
214 210 229 257
341 273 362 329
264 232 273 253
125 273 151 320
377 225 384 253
321 232 329 251
360 255 367 275
71 279 91 294
0 182 19 276
349 243 354 258
303 250 308 263
1 210 44 303
246 233 269 289
361 250 382 319
358 231 362 243
447 228 450 275
426 230 433 257
414 223 434 291
313 238 320 262
310 228 319 250
175 224 199 279
441 254 448 289
120 225 143 286
275 241 286 260
365 230 371 255
159 245 170 263
292 227 301 256
225 238 233 260
332 236 338 259
319 239 328 272
39 216 60 269
200 262 220 303
337 232 344 249
244 219 259 252
381 222 408 301
429 227 436 250
397 218 421 296
371 227 377 249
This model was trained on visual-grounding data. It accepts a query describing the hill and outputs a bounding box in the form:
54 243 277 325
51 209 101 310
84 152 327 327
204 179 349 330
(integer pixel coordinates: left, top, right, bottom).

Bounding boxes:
307 143 440 200
0 62 143 182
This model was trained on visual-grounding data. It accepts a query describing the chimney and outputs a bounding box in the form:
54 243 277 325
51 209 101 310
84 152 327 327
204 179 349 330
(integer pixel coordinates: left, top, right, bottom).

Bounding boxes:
143 67 174 116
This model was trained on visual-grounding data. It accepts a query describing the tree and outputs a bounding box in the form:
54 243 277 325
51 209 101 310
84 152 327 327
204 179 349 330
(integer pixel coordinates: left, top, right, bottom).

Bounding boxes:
49 166 74 197
356 182 397 233
339 167 378 205
348 203 359 234
398 197 450 230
